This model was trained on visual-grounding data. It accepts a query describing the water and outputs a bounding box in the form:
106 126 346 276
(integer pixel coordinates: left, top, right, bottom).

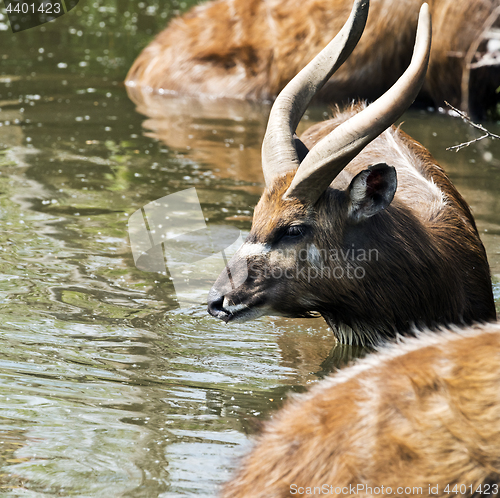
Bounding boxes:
0 1 499 496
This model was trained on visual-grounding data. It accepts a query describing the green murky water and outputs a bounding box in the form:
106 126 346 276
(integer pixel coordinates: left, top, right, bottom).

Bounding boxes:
0 1 499 496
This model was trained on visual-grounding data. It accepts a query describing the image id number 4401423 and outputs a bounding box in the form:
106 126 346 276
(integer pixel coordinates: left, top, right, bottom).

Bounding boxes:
5 2 62 14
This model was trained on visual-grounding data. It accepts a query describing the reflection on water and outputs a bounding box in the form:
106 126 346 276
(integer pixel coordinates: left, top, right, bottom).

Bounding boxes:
0 1 499 496
127 91 270 188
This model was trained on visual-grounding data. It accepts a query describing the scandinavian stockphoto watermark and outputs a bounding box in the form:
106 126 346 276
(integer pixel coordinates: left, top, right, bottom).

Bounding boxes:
128 188 245 308
128 188 378 306
290 482 499 495
291 484 426 496
253 245 379 282
290 483 499 496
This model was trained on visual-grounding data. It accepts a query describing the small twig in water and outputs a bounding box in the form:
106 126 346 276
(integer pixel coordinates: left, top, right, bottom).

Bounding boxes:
445 101 500 152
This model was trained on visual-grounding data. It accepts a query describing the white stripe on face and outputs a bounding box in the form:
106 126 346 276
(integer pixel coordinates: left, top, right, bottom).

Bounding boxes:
237 242 271 258
307 243 323 268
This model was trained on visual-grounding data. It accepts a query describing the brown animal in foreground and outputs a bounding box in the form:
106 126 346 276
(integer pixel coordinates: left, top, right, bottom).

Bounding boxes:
207 1 496 345
221 321 500 498
126 0 500 118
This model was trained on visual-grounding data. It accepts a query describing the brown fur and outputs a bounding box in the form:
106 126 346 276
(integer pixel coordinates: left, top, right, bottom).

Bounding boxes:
221 321 500 498
126 0 500 118
208 105 496 344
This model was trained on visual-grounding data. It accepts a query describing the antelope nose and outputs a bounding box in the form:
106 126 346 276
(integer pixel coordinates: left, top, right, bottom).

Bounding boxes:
207 289 229 321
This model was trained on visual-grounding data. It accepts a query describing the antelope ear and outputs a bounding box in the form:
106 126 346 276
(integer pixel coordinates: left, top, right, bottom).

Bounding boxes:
347 163 397 222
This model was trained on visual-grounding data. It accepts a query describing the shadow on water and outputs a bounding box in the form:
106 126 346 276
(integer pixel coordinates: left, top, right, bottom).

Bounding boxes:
0 1 499 496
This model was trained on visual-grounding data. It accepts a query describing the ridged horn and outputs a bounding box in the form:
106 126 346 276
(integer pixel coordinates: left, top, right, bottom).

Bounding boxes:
284 3 432 203
261 0 370 187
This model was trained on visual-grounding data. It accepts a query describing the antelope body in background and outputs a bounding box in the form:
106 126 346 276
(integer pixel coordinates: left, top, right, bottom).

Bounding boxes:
207 1 496 346
221 321 500 498
126 0 500 118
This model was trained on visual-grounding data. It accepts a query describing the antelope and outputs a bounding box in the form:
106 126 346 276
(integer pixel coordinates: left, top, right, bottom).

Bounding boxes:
221 320 500 498
207 0 496 346
125 0 500 118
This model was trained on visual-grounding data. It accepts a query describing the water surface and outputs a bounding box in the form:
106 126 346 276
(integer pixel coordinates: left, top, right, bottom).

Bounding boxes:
0 1 499 496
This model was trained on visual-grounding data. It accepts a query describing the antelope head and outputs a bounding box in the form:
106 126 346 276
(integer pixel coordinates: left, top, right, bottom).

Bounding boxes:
207 0 432 344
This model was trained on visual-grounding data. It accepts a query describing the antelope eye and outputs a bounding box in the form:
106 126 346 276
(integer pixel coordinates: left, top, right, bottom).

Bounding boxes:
284 225 306 238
